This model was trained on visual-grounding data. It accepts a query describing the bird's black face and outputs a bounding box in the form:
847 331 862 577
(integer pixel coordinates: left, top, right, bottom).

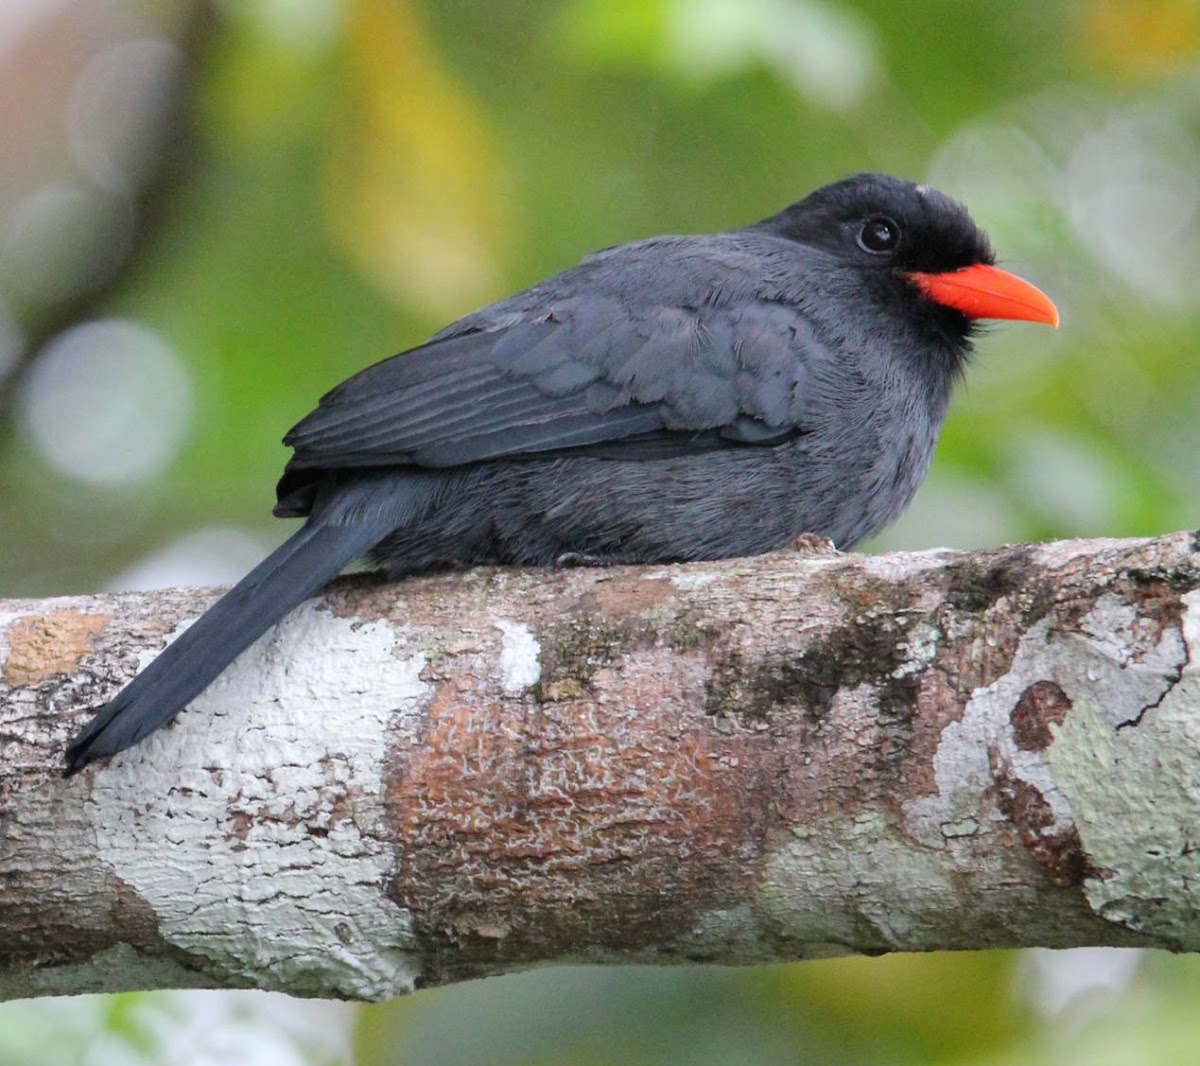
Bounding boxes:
759 172 994 275
757 172 1058 332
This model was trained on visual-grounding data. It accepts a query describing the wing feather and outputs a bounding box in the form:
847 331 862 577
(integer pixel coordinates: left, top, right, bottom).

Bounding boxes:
276 249 828 517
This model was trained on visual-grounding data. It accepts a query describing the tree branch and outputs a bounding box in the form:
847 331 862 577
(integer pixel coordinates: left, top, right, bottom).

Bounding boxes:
4 532 1200 1002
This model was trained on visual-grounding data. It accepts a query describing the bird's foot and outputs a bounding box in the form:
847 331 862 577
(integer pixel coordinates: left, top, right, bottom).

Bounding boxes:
790 533 839 555
554 552 636 569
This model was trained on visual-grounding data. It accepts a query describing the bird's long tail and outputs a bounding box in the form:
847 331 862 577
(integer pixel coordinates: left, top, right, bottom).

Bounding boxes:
64 477 429 776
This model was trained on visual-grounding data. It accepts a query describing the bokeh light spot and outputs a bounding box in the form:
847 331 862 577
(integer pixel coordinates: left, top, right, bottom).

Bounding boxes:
1024 947 1143 1017
1066 109 1200 305
2 181 132 303
18 318 193 486
107 526 274 592
66 36 185 193
1006 428 1120 535
228 0 344 52
0 297 24 384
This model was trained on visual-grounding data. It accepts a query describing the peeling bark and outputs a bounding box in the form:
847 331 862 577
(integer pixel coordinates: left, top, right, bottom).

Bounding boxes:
3 532 1200 1003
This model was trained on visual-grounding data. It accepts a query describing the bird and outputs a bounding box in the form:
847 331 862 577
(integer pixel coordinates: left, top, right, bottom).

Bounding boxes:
64 172 1058 775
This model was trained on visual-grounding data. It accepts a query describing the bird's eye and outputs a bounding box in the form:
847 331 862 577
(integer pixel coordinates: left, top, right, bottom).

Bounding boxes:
857 217 901 254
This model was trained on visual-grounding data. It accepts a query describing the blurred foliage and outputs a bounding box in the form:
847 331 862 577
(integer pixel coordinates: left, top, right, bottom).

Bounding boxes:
2 0 1200 1062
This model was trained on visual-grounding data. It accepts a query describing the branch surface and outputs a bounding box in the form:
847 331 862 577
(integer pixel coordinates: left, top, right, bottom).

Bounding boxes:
3 532 1200 1002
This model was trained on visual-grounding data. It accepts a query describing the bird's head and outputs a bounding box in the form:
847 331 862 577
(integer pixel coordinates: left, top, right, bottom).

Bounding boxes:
757 173 1059 345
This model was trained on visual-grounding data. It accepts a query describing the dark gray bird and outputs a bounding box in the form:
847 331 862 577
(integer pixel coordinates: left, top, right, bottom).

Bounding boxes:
65 172 1058 775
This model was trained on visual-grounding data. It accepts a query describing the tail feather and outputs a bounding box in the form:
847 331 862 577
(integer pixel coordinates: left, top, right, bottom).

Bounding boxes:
64 486 408 776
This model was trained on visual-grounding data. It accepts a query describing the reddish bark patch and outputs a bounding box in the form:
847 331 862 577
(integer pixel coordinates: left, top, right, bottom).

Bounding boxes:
994 769 1093 887
385 645 773 983
1116 570 1190 663
587 572 676 616
3 611 108 687
107 872 164 950
1011 681 1073 752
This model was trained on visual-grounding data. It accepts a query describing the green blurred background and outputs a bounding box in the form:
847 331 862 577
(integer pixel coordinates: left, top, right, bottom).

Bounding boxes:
2 0 1199 1062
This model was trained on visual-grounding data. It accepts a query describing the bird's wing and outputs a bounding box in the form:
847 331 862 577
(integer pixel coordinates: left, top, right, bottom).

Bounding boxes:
276 293 821 513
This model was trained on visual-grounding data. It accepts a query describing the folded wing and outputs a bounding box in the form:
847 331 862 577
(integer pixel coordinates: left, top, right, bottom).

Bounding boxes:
277 294 819 516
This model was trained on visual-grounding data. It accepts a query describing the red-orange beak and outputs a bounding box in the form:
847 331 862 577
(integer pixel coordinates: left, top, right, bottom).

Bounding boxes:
907 264 1059 327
